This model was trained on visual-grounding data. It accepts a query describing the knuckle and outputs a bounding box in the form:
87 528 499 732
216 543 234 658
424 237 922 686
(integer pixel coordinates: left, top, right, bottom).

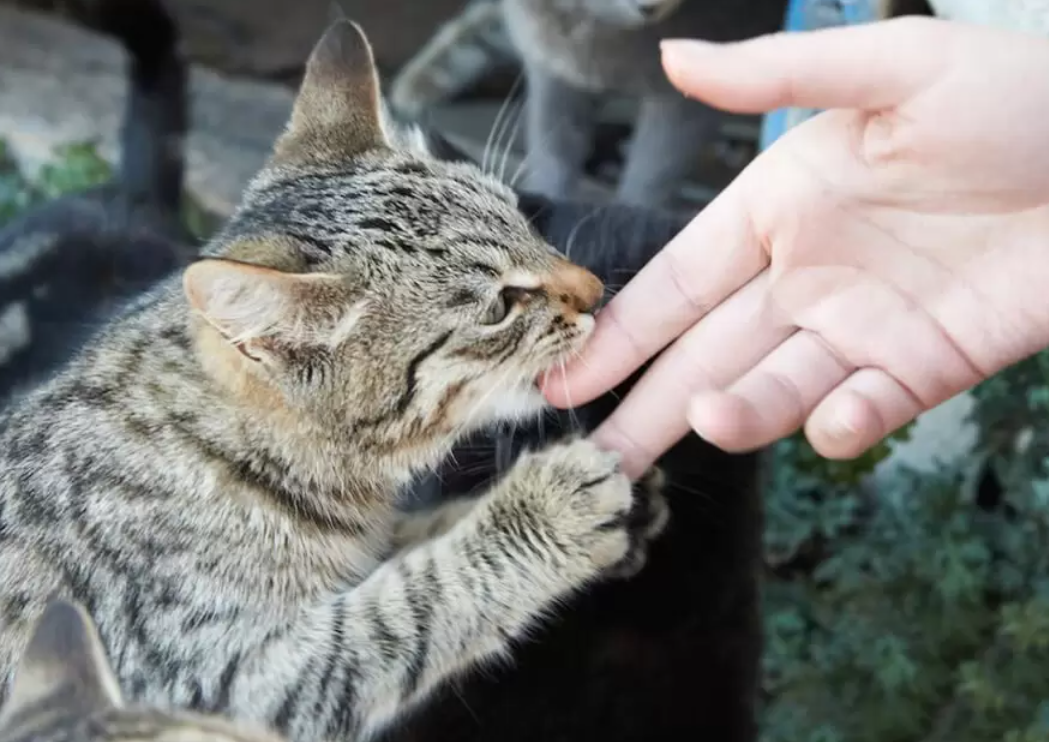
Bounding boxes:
661 247 710 318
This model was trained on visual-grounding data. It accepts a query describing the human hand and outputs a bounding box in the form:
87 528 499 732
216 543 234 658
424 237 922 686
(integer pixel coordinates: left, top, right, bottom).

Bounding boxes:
543 17 1049 479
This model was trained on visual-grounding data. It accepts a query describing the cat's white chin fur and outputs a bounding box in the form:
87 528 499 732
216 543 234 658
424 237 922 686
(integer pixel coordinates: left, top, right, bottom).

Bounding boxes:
487 383 548 422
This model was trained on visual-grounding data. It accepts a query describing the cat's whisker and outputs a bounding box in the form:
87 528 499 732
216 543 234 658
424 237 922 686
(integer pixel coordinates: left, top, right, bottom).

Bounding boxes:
507 111 570 190
506 108 539 190
665 480 718 506
449 679 482 724
553 358 583 434
563 205 601 262
483 72 523 177
497 99 525 186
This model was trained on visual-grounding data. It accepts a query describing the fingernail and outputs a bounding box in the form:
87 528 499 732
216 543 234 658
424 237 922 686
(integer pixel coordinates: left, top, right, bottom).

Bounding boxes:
660 38 718 52
823 405 862 441
660 39 724 92
660 38 720 64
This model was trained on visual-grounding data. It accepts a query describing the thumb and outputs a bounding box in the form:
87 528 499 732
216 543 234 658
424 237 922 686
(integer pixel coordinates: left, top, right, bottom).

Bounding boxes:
660 16 951 114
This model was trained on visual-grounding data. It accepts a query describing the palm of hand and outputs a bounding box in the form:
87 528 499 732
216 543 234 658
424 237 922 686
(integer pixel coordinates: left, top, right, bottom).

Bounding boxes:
751 100 1049 457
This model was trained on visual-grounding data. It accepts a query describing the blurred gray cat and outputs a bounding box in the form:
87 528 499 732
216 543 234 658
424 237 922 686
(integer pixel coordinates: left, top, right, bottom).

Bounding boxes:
505 0 787 206
0 601 284 742
0 17 666 742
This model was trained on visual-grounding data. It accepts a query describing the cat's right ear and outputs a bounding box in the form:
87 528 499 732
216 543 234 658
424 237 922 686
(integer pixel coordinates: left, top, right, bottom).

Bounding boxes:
272 19 389 166
0 600 123 726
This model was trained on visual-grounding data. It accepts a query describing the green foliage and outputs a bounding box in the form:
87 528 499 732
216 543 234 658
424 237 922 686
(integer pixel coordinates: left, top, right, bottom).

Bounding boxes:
762 354 1049 742
0 139 112 225
0 138 218 240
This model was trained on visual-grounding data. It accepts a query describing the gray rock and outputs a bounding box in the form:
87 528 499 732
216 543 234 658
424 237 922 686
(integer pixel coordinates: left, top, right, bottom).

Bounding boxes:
0 5 294 217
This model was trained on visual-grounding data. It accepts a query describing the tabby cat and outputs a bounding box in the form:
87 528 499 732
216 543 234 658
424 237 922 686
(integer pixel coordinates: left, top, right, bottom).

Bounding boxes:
0 0 195 404
502 0 788 207
0 17 666 742
0 601 284 742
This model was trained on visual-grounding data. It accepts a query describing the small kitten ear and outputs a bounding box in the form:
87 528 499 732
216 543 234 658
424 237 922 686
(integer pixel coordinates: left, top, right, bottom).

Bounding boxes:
183 258 359 364
0 600 123 726
273 19 388 165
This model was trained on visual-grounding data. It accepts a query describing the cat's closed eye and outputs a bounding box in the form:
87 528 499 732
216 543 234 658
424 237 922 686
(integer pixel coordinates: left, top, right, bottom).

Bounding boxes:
482 286 533 326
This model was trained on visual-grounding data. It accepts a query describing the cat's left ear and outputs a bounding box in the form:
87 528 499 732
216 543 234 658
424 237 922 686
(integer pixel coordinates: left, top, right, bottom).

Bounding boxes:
0 600 123 728
273 19 390 165
183 258 363 368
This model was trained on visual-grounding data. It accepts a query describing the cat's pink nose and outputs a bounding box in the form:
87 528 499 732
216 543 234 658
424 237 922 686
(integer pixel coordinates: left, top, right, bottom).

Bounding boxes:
546 260 604 315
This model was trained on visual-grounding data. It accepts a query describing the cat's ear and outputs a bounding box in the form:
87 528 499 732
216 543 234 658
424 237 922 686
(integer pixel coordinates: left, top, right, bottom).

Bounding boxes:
0 600 123 726
273 19 389 165
183 258 362 366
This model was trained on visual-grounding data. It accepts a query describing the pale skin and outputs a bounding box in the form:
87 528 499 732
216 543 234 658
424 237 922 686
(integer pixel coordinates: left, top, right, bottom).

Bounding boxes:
543 16 1049 479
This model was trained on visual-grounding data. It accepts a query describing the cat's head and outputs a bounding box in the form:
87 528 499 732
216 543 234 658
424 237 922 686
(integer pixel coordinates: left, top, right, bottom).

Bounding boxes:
0 600 280 742
182 20 603 470
568 0 684 27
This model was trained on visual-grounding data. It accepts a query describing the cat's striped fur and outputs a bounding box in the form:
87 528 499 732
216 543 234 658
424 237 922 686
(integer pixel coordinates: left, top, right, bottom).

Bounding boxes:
0 601 284 742
0 17 666 742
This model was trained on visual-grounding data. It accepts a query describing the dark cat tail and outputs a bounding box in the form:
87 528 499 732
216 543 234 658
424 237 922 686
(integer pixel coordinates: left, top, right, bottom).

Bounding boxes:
88 0 188 213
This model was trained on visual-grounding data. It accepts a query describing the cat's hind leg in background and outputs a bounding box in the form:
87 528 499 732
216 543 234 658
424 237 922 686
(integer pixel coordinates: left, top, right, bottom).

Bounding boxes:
388 0 516 120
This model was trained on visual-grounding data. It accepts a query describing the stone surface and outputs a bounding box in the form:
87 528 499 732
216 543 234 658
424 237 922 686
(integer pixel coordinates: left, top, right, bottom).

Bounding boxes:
0 5 294 216
2 0 468 80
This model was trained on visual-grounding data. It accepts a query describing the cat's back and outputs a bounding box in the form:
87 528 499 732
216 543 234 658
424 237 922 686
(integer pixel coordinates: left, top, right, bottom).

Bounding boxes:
0 284 391 691
503 0 787 93
0 285 196 675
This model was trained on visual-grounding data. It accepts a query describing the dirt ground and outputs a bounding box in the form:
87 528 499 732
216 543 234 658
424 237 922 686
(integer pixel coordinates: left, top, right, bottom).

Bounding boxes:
2 0 466 81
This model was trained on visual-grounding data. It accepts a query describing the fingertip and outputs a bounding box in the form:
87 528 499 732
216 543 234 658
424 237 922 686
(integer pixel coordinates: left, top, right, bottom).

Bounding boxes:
687 391 766 453
804 389 881 459
539 367 568 407
660 38 720 95
540 362 605 409
591 417 662 482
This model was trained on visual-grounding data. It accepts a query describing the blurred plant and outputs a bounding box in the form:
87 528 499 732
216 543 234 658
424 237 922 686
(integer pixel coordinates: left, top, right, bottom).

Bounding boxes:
0 137 218 240
762 352 1049 742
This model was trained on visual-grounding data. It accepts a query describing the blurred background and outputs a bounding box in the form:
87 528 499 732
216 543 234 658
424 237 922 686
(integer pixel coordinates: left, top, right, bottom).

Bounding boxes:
0 0 939 220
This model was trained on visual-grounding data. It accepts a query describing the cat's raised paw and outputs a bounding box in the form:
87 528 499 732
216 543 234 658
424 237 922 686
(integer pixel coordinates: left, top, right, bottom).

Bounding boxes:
494 438 667 584
603 466 669 580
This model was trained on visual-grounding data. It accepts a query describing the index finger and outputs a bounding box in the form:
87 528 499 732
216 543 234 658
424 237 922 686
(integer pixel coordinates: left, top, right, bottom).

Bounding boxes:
660 16 950 115
543 177 769 407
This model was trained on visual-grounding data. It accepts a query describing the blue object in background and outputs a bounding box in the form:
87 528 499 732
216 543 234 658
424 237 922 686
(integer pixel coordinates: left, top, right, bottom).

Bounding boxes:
758 0 885 151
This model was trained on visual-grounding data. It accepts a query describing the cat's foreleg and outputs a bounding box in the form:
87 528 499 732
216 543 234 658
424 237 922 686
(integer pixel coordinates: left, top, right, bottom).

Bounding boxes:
616 94 719 208
390 496 479 551
520 66 600 199
229 440 667 742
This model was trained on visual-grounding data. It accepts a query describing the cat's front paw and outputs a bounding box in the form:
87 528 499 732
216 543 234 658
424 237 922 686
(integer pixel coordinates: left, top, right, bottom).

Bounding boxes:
605 465 669 580
494 438 669 585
